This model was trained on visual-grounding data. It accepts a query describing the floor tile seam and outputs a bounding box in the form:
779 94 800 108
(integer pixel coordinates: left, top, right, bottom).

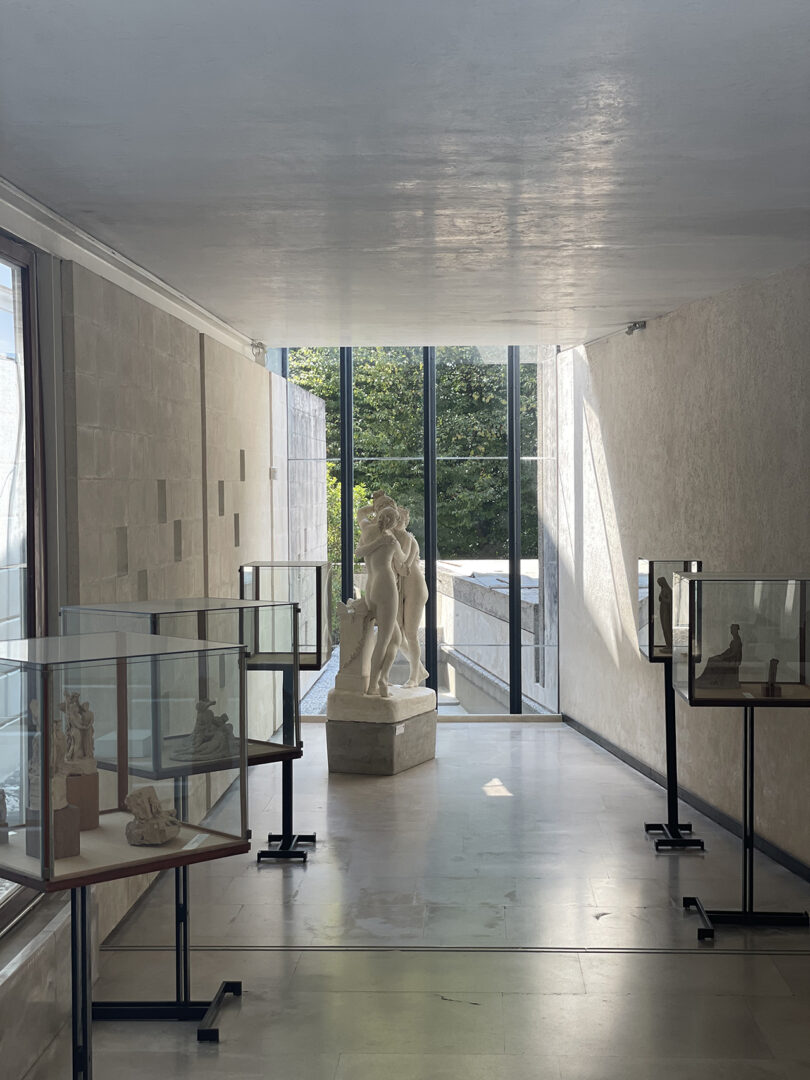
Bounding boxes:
98 944 810 956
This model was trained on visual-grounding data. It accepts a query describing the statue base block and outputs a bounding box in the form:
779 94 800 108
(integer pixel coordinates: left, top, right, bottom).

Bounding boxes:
326 686 436 724
66 770 100 830
325 708 437 775
0 824 7 845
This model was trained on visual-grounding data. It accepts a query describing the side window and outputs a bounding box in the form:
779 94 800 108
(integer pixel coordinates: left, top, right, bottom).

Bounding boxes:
0 235 41 925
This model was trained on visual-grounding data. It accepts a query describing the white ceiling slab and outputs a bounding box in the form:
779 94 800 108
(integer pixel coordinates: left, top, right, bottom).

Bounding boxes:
1 0 809 345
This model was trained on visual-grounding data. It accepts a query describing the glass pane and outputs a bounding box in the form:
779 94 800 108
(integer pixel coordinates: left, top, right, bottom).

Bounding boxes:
520 346 558 714
0 257 27 905
436 347 509 715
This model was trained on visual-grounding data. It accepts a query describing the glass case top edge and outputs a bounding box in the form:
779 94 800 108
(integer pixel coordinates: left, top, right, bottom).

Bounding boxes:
239 561 329 569
673 572 810 582
0 631 245 666
60 598 296 615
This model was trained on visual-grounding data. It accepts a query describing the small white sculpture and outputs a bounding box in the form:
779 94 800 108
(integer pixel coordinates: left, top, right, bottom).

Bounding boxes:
334 597 375 694
50 709 69 811
355 497 406 697
27 700 41 805
171 699 238 762
61 692 96 774
124 786 181 846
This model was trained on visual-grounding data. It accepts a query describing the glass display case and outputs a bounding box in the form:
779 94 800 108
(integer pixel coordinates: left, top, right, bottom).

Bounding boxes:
638 559 702 661
239 562 332 669
60 599 302 762
672 572 810 705
0 632 249 891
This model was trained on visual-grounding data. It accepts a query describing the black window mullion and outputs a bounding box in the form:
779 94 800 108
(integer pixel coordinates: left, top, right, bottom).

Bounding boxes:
507 345 522 713
339 346 354 603
423 346 438 692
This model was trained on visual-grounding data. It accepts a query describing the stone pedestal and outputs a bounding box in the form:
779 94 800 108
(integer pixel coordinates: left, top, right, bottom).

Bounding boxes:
326 710 437 775
0 824 7 845
25 804 81 859
326 687 437 775
66 771 99 830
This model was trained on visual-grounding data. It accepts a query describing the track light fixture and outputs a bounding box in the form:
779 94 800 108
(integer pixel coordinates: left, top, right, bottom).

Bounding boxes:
625 321 647 335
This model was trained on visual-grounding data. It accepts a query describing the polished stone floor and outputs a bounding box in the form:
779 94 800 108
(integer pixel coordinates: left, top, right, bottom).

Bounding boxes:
25 722 810 1078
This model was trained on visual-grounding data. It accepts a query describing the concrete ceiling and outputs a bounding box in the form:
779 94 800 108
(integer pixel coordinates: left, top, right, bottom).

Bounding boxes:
1 1 809 345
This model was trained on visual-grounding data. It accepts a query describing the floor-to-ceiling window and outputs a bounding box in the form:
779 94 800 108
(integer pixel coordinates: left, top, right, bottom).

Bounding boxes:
0 235 41 922
288 344 558 715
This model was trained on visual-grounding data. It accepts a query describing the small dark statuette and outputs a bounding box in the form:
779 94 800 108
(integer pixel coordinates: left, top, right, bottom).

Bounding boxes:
695 623 743 690
658 577 673 651
761 657 782 698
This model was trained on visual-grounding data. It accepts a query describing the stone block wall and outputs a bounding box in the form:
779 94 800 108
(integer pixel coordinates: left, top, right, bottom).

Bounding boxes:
202 333 274 597
62 263 204 605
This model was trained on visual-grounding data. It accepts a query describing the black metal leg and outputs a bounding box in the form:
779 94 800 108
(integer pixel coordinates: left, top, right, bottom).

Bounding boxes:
176 865 190 1005
684 707 809 940
257 667 316 863
94 780 242 1040
645 658 704 851
71 887 93 1080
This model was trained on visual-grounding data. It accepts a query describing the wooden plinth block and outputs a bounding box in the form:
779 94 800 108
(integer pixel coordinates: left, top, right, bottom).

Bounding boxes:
66 771 100 830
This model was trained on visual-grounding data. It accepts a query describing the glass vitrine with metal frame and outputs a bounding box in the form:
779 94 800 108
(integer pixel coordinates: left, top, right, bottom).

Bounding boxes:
672 572 810 705
60 599 302 764
638 559 702 662
0 631 249 891
239 562 332 669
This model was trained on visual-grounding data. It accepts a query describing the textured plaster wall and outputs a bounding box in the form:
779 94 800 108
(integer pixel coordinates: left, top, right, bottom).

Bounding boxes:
558 262 810 862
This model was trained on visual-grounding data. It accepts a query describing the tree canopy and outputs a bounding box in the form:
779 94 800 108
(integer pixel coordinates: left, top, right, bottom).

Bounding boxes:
289 346 539 562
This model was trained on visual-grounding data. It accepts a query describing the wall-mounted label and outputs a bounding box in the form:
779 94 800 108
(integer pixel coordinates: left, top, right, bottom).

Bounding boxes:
396 724 405 735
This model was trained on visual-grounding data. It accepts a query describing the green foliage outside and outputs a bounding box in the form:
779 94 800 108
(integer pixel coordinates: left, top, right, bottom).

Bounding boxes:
289 347 539 568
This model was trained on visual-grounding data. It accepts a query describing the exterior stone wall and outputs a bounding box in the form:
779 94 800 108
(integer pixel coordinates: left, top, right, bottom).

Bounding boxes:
287 381 328 562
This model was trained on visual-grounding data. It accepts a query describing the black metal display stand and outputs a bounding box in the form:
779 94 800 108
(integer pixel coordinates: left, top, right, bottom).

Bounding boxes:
71 887 93 1080
257 666 316 863
93 778 241 1039
683 706 809 940
645 658 704 851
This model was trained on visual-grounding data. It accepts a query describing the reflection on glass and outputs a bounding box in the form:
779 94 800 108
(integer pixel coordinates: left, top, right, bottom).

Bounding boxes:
0 257 27 904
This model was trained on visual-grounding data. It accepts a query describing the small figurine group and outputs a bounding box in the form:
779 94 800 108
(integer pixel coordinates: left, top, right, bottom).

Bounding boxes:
171 699 238 762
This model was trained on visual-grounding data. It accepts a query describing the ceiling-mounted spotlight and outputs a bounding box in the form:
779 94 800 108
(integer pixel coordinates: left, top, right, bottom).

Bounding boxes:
625 321 647 335
251 340 266 363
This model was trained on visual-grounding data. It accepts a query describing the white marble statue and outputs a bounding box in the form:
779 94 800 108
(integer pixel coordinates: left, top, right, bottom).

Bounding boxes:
171 699 238 762
61 691 96 773
392 506 429 687
355 499 406 697
124 786 180 846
